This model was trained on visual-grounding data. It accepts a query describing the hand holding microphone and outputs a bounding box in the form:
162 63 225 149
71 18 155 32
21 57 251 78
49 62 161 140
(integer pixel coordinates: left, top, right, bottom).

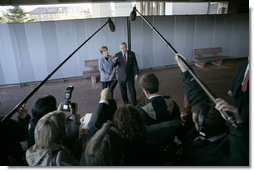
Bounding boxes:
215 98 242 127
17 104 28 119
175 53 187 72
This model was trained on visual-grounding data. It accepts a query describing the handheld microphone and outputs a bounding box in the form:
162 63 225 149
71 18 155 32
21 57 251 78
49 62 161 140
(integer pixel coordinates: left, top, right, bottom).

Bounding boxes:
108 18 115 32
109 79 118 92
129 6 137 21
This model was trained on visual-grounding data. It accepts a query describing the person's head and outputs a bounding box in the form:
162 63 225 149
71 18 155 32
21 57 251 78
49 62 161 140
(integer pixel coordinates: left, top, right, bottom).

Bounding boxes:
100 46 109 57
140 73 159 98
191 103 226 137
32 95 57 123
34 111 66 148
85 123 123 166
120 42 127 53
113 105 146 142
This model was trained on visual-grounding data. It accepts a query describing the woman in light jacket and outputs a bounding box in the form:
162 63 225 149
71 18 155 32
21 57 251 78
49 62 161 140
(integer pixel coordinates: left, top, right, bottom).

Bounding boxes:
99 46 116 89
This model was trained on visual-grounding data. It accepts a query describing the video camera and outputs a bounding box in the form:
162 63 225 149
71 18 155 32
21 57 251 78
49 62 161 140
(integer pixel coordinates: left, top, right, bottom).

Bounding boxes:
61 86 74 112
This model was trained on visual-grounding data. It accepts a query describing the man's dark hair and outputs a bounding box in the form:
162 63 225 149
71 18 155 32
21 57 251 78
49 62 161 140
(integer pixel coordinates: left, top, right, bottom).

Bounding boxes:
140 73 159 94
31 95 57 123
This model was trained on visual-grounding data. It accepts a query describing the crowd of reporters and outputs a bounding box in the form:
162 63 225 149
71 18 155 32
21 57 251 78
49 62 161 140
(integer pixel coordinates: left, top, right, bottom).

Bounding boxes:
0 54 249 166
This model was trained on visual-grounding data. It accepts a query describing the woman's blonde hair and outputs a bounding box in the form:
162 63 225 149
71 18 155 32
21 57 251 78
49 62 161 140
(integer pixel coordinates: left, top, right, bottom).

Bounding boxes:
100 46 108 54
34 111 66 148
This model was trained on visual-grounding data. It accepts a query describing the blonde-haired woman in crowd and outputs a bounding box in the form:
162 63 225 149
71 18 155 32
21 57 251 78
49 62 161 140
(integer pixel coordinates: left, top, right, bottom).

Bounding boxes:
26 111 78 166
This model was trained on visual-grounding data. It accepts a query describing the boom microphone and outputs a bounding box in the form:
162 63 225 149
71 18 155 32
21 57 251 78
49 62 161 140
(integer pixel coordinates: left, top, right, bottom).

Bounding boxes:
1 18 116 123
108 18 115 32
129 6 239 128
129 6 137 21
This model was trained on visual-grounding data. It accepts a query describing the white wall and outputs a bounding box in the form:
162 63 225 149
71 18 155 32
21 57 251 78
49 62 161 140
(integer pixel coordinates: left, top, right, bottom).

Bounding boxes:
0 14 249 85
172 2 209 15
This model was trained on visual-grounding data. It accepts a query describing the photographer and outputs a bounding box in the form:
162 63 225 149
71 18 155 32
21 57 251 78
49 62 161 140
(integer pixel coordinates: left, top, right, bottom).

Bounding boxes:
28 95 57 148
79 87 117 165
57 86 83 161
59 102 82 161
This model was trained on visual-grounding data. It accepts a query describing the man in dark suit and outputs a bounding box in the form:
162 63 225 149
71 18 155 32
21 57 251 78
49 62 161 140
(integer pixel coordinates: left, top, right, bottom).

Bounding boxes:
114 42 139 105
228 62 249 124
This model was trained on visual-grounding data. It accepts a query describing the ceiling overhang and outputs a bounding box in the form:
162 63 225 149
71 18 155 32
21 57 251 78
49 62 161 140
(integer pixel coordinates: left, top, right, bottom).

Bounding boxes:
0 0 242 6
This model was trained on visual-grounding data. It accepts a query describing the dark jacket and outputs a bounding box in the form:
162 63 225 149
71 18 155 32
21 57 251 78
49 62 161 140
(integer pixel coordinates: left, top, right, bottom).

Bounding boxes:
230 63 248 98
0 115 31 166
138 95 180 126
86 99 116 140
114 50 139 81
122 139 163 166
87 102 110 133
180 71 249 166
230 63 249 123
182 71 209 106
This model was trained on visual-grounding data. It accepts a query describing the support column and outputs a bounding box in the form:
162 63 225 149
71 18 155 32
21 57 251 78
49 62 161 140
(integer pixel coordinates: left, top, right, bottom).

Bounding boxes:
127 17 131 51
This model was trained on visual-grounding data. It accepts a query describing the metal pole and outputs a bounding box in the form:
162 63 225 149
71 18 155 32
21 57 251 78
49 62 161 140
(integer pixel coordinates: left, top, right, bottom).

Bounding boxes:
127 17 131 51
134 9 237 127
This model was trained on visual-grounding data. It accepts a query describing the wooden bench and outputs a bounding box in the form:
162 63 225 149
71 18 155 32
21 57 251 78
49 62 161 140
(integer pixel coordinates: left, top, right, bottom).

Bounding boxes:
83 59 100 84
193 47 226 68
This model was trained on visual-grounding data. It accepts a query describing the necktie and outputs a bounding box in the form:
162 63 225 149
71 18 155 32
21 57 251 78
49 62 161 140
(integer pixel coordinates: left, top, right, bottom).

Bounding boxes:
123 53 127 63
241 68 249 92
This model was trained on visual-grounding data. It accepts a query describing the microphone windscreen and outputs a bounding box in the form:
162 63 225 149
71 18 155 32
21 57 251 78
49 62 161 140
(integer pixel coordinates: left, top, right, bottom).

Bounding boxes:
108 18 115 32
129 7 136 21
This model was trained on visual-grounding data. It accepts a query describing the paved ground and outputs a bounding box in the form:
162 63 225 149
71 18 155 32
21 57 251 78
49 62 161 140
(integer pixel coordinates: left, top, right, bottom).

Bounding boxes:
0 59 247 118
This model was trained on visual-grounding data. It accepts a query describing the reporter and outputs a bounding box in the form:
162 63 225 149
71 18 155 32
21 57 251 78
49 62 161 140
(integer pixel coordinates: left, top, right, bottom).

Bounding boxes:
138 73 180 126
83 123 123 166
113 105 163 166
28 95 57 147
62 103 82 161
86 88 117 135
26 111 78 166
79 88 117 165
175 54 249 166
